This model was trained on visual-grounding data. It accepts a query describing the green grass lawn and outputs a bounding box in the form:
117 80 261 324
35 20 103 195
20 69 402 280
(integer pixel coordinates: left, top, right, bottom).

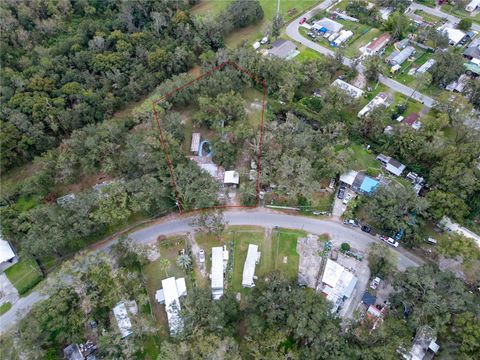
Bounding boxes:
0 302 12 315
441 4 480 23
392 92 425 115
295 45 322 62
346 143 381 172
272 228 307 279
5 259 43 295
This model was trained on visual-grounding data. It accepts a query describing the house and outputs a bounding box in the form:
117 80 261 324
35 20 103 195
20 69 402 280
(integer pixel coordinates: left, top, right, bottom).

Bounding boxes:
331 79 364 98
466 0 480 12
464 39 480 61
112 302 134 339
446 74 469 93
312 18 344 34
358 93 389 118
438 25 465 46
406 172 425 195
365 33 391 55
404 113 422 130
439 217 480 247
211 247 224 299
224 170 239 186
321 259 358 313
402 325 440 360
242 244 260 288
376 154 406 176
0 238 18 272
379 7 393 21
340 170 380 195
332 30 353 47
155 277 187 335
268 39 298 60
416 59 435 75
387 46 415 66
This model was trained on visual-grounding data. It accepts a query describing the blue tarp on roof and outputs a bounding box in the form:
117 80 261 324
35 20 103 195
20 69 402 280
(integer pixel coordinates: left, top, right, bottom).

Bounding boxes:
319 27 327 32
360 176 379 193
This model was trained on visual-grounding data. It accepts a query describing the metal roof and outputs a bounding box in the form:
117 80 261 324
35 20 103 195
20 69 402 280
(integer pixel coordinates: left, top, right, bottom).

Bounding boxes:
242 244 259 288
0 239 15 264
211 247 224 299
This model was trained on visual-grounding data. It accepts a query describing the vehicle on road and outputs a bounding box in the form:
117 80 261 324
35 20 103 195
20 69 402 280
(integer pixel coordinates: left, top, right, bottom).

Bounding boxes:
380 235 399 248
370 277 381 290
199 249 205 263
343 219 359 227
299 17 307 24
337 186 345 199
361 225 371 233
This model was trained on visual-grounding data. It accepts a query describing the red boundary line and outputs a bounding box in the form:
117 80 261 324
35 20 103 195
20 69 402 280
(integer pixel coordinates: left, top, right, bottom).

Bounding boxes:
151 61 267 214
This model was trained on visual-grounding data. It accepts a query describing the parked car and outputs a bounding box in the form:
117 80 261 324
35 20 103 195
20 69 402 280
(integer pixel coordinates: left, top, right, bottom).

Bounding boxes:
337 186 345 199
299 17 307 24
307 31 316 38
361 225 371 233
370 277 381 290
199 249 205 263
342 193 352 205
260 36 269 45
380 235 399 248
425 237 437 245
343 219 359 227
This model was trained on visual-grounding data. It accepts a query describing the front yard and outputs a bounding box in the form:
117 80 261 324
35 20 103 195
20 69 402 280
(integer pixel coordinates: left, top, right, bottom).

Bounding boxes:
5 259 43 295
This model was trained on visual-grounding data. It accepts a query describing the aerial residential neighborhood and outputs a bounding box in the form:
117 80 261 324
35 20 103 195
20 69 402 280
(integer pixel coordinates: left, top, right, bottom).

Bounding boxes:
0 0 479 359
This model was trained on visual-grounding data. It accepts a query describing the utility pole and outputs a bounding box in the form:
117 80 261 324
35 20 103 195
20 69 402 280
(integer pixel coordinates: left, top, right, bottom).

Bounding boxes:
277 0 281 18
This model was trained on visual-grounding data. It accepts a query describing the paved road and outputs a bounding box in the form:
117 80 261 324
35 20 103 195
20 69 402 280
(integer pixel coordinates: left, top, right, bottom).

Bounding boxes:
0 208 423 334
408 2 480 32
285 1 435 107
129 209 423 270
0 291 47 335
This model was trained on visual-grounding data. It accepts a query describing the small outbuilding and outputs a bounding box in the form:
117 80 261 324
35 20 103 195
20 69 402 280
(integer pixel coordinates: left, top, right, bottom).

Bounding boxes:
224 170 240 186
112 302 134 339
242 244 260 288
191 133 201 154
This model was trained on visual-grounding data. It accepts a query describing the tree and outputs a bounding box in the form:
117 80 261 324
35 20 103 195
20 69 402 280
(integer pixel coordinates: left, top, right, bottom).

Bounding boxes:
364 185 428 233
430 49 465 87
363 55 385 82
90 182 132 226
449 312 480 358
191 210 228 241
159 258 170 277
368 243 398 279
383 11 411 40
458 18 472 31
226 0 264 29
176 254 192 270
270 15 284 39
426 189 470 222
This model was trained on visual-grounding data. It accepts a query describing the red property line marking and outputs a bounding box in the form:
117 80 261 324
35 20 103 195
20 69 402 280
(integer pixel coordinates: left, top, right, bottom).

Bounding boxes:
151 61 267 214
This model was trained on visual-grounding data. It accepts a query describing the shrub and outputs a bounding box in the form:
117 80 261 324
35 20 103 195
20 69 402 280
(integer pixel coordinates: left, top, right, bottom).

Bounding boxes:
341 243 351 252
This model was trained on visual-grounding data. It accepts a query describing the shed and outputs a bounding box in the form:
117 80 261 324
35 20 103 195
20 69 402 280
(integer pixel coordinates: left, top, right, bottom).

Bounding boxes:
63 344 83 360
211 247 224 300
224 170 240 185
242 244 260 288
340 170 359 187
191 133 200 153
253 41 261 50
361 292 376 306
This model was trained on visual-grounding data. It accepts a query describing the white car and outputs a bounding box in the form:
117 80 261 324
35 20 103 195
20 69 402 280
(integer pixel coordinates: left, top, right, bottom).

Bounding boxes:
370 277 381 290
342 193 352 205
199 249 205 263
381 236 399 248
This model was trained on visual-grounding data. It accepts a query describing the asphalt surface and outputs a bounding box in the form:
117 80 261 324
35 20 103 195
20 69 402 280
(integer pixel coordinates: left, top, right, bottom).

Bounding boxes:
129 209 422 270
408 3 480 32
0 291 47 335
285 1 435 107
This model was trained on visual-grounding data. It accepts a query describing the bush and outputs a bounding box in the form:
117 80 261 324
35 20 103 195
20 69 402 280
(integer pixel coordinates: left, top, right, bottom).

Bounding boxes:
341 243 351 252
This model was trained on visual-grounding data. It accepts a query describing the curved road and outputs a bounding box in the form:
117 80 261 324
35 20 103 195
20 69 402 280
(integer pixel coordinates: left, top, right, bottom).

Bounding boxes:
0 208 422 334
129 209 422 270
285 1 435 107
408 3 480 32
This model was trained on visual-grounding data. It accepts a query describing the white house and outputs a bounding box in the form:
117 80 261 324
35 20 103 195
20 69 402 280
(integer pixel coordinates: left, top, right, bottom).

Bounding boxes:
312 18 344 34
332 30 353 47
112 302 134 339
331 79 364 99
358 93 389 118
321 259 358 313
0 238 17 272
190 133 200 154
466 0 480 12
438 25 465 46
211 247 224 300
242 244 260 288
155 277 187 335
376 154 406 176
